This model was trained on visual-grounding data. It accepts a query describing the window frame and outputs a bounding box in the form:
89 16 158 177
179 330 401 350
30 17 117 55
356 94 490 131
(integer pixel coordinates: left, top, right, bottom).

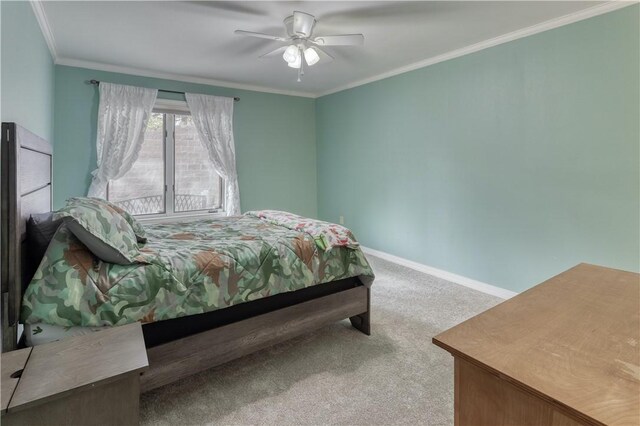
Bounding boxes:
107 99 225 222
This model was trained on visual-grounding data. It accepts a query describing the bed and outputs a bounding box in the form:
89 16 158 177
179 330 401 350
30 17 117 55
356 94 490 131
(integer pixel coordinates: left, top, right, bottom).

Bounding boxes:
1 123 374 392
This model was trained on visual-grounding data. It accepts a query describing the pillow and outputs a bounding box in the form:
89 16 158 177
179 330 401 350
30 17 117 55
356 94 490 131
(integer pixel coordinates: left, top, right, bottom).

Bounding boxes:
69 197 147 243
54 198 143 265
25 212 63 281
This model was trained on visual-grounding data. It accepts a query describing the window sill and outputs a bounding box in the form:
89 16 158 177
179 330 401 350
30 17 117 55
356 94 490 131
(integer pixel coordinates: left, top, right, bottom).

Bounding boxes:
136 211 225 225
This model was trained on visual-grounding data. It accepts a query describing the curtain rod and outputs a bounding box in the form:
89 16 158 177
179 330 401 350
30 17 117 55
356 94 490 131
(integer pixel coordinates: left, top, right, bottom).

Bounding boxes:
88 80 240 102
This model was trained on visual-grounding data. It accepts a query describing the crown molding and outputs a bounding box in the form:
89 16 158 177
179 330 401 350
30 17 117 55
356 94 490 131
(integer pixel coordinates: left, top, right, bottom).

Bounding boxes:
30 0 58 61
31 0 635 99
31 0 314 98
55 58 317 98
316 0 637 98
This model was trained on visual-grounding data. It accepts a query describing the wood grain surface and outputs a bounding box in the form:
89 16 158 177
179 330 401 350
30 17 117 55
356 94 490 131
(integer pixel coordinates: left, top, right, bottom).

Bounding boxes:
3 375 139 426
434 263 640 425
19 149 50 196
9 322 148 412
1 348 31 413
142 285 368 392
455 357 583 425
1 123 53 353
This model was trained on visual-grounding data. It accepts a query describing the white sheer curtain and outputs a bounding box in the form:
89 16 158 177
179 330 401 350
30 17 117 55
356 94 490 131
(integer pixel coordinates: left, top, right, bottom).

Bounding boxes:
87 83 157 198
185 93 241 215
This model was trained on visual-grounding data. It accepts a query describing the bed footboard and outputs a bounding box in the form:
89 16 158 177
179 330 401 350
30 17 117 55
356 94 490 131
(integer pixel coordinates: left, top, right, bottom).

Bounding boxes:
141 285 370 392
349 287 371 335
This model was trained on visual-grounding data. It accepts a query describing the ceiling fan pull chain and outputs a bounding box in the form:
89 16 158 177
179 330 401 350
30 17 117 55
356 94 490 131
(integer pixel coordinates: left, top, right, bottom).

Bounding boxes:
298 46 304 82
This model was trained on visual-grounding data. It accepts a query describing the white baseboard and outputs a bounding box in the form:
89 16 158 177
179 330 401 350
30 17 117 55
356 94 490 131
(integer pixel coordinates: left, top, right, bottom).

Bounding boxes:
361 246 518 300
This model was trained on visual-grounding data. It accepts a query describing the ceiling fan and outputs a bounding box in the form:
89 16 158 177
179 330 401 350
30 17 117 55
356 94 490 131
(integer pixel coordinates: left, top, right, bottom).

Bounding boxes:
235 11 364 82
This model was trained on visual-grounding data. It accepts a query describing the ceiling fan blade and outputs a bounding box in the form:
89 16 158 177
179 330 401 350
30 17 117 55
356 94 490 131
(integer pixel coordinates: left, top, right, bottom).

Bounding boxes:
314 47 334 64
184 1 266 17
312 34 364 46
234 30 288 42
320 3 440 23
259 46 288 58
293 11 316 37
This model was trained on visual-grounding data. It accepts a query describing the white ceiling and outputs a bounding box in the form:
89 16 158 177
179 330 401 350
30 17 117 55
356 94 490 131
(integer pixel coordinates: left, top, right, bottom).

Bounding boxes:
41 1 618 97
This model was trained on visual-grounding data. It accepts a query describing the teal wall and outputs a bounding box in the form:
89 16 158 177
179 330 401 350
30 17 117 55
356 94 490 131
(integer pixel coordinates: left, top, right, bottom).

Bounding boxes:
4 2 637 293
316 6 640 292
1 1 54 141
53 66 317 217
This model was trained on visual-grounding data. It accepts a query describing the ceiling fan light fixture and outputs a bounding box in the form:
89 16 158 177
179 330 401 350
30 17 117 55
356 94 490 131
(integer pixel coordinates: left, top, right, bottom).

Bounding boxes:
304 47 320 66
287 52 302 69
282 45 299 64
235 10 365 82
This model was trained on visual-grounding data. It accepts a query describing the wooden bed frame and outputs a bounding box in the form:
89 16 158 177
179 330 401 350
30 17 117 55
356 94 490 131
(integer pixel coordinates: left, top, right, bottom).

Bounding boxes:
0 122 371 392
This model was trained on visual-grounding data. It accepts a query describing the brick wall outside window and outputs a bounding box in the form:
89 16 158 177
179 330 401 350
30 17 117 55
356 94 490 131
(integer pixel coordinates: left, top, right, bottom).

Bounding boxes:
108 114 222 214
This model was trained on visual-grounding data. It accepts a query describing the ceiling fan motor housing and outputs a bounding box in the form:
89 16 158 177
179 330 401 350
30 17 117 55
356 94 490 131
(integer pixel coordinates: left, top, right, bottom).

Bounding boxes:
284 12 316 38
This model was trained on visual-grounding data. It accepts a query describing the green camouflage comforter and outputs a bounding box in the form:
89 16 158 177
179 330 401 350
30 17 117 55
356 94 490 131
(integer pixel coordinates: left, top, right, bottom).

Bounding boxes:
21 214 374 328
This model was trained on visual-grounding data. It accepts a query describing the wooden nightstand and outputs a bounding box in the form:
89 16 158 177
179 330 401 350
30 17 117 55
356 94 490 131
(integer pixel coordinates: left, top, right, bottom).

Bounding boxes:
1 322 148 426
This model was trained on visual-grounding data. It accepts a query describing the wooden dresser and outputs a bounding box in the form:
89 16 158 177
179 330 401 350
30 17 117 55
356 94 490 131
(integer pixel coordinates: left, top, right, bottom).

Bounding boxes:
1 322 148 426
433 263 640 426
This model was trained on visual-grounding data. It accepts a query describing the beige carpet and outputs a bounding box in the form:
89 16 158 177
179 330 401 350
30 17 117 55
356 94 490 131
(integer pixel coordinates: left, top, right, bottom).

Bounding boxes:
140 254 502 425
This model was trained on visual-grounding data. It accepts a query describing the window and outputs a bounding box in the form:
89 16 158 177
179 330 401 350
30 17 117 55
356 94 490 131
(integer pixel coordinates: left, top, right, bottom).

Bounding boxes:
107 103 224 216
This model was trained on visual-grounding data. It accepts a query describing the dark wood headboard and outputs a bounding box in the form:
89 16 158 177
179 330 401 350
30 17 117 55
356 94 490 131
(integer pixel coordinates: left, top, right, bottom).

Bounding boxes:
1 123 53 352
